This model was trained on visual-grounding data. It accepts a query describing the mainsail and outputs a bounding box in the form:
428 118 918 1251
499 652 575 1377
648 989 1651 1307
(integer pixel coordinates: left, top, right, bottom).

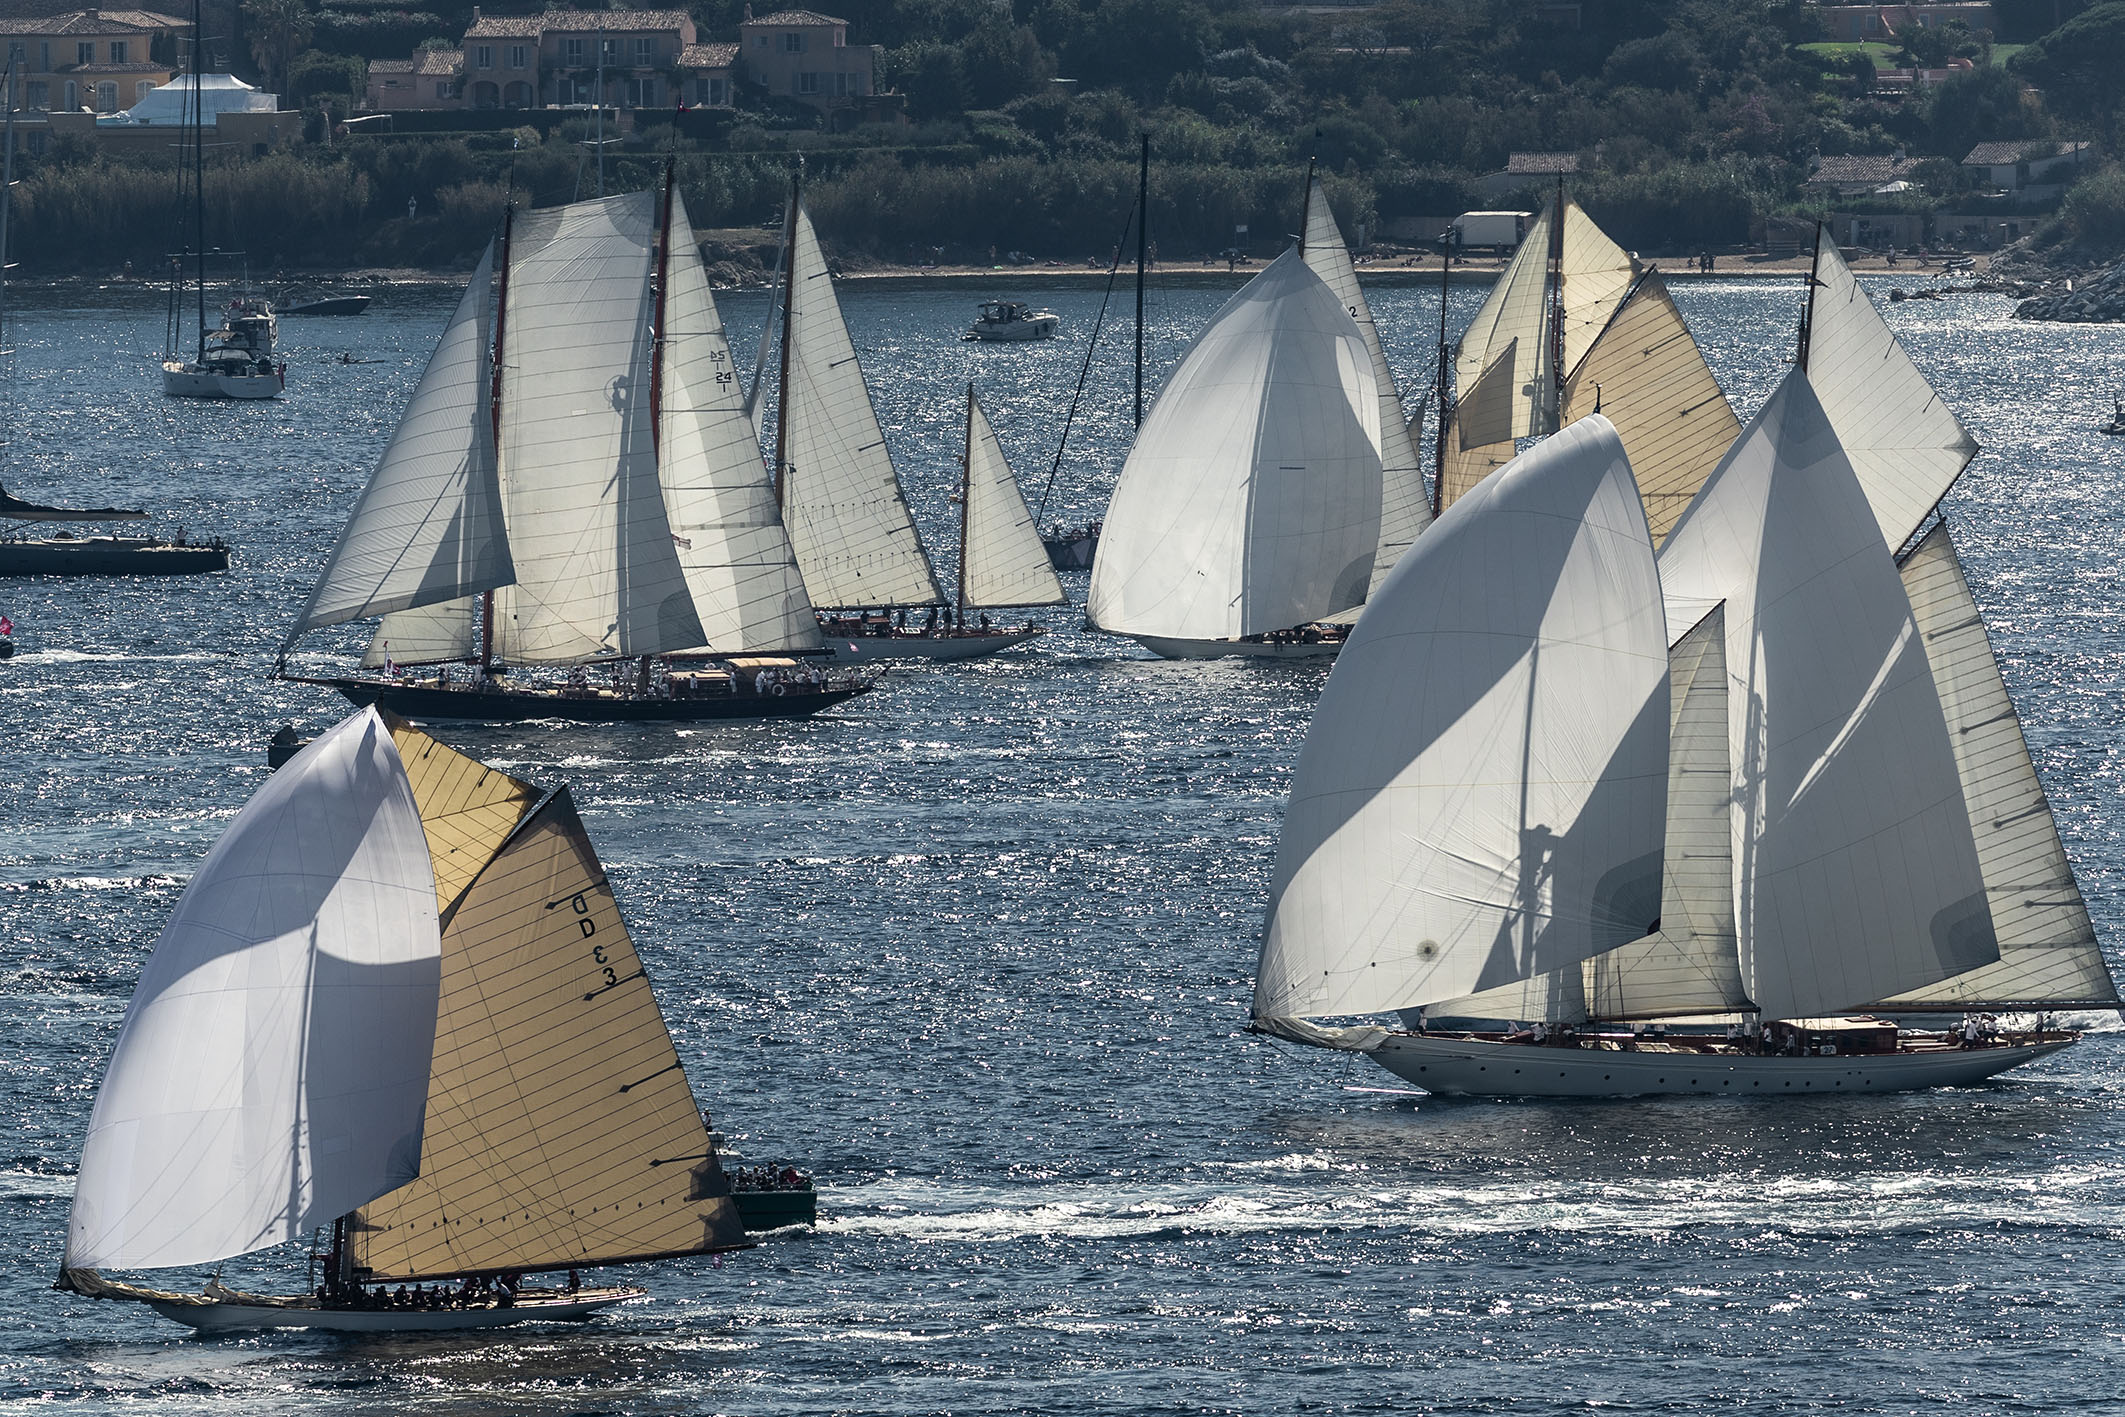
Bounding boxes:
1086 248 1382 643
777 198 942 609
960 390 1066 610
1877 524 2116 1009
1803 227 1978 552
1300 174 1430 592
1255 416 1668 1021
65 710 442 1272
1556 200 1638 376
1561 272 1740 546
1657 370 1999 1020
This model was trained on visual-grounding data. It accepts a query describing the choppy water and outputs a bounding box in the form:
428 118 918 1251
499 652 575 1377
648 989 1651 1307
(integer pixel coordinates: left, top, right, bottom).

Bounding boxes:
2 268 2123 1415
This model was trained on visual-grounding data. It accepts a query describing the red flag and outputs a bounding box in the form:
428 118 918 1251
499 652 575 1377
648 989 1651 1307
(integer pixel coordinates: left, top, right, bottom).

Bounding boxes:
0 615 12 635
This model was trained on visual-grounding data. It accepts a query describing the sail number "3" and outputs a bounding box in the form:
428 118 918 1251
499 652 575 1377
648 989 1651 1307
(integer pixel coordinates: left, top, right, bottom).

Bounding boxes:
572 892 619 986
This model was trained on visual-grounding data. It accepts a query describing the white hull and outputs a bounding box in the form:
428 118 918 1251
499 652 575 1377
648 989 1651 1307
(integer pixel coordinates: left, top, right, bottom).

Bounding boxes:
968 319 1058 342
821 628 1040 662
1131 634 1342 661
146 1288 640 1333
1369 1032 2075 1099
163 363 281 400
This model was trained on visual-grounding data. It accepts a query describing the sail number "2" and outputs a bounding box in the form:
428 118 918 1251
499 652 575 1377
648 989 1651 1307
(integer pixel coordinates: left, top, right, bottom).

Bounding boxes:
572 891 620 987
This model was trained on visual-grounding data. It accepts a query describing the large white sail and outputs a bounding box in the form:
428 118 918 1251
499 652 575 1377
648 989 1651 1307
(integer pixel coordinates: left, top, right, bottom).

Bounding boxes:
287 245 509 644
1451 204 1554 450
1879 524 2116 1008
778 200 942 608
493 193 704 663
65 710 441 1272
658 196 820 652
1087 248 1382 643
961 391 1066 609
1658 370 1999 1021
1560 273 1740 546
363 596 479 668
1255 415 1668 1021
1805 228 1978 552
1301 176 1430 592
1557 199 1637 377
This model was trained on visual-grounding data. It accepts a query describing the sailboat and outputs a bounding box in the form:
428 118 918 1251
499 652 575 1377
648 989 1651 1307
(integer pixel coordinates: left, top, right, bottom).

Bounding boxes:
56 707 751 1331
279 179 868 722
1084 246 1383 660
160 0 280 401
768 178 1049 662
1252 385 2112 1098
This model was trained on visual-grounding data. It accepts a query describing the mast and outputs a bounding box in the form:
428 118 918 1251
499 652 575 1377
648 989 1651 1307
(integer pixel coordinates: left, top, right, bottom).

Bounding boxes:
1546 178 1564 428
480 204 513 674
1134 132 1147 429
0 58 17 451
772 165 799 513
1798 219 1822 371
1431 224 1451 519
650 160 673 466
957 383 972 623
190 0 205 365
1297 155 1315 256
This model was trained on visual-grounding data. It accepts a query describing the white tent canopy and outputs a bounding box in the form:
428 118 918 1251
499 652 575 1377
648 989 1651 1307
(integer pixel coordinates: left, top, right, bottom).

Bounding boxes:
101 73 280 126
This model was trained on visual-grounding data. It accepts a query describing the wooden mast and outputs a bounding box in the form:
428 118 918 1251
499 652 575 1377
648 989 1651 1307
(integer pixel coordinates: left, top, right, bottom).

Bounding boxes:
1798 219 1822 372
480 204 513 676
1547 177 1565 430
957 383 972 624
640 158 675 688
772 165 800 514
1297 155 1316 256
1431 222 1452 519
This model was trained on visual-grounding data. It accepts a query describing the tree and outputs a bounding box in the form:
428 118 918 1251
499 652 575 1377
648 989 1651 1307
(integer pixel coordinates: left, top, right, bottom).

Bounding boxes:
243 0 314 97
2011 2 2125 141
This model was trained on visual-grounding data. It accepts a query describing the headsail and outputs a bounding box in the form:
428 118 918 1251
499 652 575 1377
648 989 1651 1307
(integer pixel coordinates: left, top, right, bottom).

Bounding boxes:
1255 415 1668 1021
1451 205 1554 450
1087 248 1382 643
364 596 480 669
287 243 510 647
1561 272 1740 546
350 787 746 1280
1658 369 1999 1021
1301 174 1430 592
777 199 942 609
961 390 1066 609
1877 524 2116 1009
1556 198 1638 377
658 194 820 652
1803 227 1978 552
493 193 704 663
65 709 441 1273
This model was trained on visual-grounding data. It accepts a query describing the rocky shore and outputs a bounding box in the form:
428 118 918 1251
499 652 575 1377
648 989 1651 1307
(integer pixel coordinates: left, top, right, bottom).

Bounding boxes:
2012 260 2125 323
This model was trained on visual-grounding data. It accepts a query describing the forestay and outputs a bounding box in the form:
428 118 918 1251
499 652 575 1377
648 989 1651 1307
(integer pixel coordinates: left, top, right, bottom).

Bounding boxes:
778 200 942 609
1451 204 1554 450
287 244 509 645
65 710 441 1272
1804 228 1978 552
493 193 703 663
351 788 746 1280
657 196 820 652
1877 524 2116 1009
961 391 1066 608
1561 273 1740 546
1255 416 1668 1021
1087 248 1382 642
1301 176 1430 593
1657 370 1999 1022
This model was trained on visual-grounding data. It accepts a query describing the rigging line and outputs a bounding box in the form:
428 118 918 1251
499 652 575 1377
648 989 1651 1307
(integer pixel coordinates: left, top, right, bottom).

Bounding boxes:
1032 202 1137 527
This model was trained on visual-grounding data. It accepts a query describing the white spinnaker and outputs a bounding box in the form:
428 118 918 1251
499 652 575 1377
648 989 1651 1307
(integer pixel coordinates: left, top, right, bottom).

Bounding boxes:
65 709 441 1272
779 201 942 608
493 193 704 663
1657 370 1999 1022
1805 228 1978 551
1557 199 1637 377
288 244 509 644
1255 416 1668 1020
1301 176 1430 592
658 197 820 652
1879 524 2116 1008
1087 248 1381 643
1433 605 1748 1023
1453 204 1555 445
961 392 1066 608
363 597 479 668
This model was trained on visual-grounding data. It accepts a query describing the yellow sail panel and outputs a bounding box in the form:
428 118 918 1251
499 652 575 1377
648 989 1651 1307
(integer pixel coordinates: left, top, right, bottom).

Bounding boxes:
385 717 541 915
351 788 744 1281
1453 206 1554 441
1558 200 1637 377
1433 406 1515 514
1562 274 1739 546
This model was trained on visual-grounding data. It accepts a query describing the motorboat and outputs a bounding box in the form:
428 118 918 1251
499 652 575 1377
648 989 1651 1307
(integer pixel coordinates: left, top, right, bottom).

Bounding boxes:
965 300 1059 341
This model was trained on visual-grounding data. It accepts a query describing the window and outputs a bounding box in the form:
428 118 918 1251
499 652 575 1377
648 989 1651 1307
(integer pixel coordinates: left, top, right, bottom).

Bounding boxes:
781 31 805 52
7 41 24 63
753 35 766 46
624 75 654 106
633 36 652 64
474 44 492 68
795 69 816 93
25 80 46 108
706 76 725 104
96 80 117 109
38 42 50 69
833 28 844 46
564 37 584 62
136 78 153 99
77 41 94 65
507 43 527 68
601 37 619 63
62 79 75 109
110 40 127 62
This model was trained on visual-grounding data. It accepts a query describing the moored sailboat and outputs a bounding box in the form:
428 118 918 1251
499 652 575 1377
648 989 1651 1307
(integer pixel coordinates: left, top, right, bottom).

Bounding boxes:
279 179 866 722
56 708 751 1331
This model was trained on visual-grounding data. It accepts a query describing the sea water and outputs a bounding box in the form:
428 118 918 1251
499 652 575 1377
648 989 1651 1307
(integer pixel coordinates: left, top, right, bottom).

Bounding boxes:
1 269 2122 1414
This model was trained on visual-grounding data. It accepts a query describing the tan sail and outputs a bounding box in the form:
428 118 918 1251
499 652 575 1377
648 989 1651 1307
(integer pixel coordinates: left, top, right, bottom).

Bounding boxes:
1562 274 1740 546
384 717 541 914
1433 401 1515 513
1557 199 1638 378
351 787 744 1280
1453 206 1555 444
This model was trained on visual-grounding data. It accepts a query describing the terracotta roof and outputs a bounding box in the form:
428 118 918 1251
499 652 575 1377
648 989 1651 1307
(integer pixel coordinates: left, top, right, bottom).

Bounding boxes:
1807 153 1921 185
741 9 846 25
69 57 164 69
367 57 414 73
1962 139 2089 166
0 7 183 32
465 7 688 37
414 47 460 75
1505 151 1578 175
679 40 736 67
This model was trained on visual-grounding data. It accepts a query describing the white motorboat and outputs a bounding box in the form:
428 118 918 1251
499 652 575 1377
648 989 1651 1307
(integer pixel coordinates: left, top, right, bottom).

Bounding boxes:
965 300 1059 341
